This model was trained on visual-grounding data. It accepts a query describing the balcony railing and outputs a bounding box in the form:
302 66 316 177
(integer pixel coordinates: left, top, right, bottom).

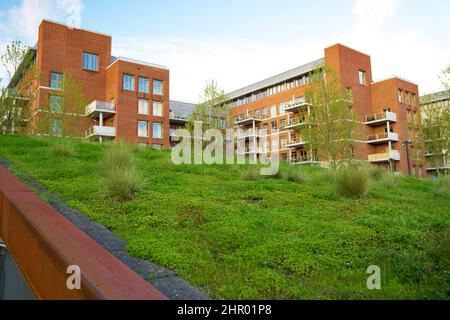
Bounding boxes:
367 132 399 144
236 128 263 139
368 150 401 162
235 114 262 125
86 101 116 118
286 137 306 147
86 125 116 138
365 111 397 125
284 118 308 129
284 100 312 113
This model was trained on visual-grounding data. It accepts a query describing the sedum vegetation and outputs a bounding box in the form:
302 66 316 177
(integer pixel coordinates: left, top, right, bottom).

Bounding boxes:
0 135 448 299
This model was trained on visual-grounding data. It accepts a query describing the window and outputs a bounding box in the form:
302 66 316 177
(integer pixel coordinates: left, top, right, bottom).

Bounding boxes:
270 105 277 118
405 91 410 105
138 121 148 137
281 137 287 148
279 104 286 115
82 52 99 71
152 122 162 139
138 77 149 93
398 89 404 103
50 119 62 136
412 93 417 107
153 101 163 116
262 107 268 119
138 99 148 115
50 95 62 112
271 121 278 133
153 80 163 95
138 143 148 148
50 72 63 89
358 70 366 85
152 144 162 150
123 74 134 91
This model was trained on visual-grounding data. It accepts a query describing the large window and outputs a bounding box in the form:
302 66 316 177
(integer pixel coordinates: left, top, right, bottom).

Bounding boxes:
153 101 163 116
138 99 148 115
50 118 62 136
358 70 366 85
138 77 149 93
137 121 148 137
123 74 134 91
152 122 162 139
398 89 404 103
270 105 277 118
50 95 63 112
153 80 163 95
50 72 63 89
82 52 99 71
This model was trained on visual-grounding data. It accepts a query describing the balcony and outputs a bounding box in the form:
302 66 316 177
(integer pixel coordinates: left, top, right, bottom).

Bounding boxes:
170 112 190 124
286 137 307 148
237 128 262 140
86 125 116 139
367 132 399 145
235 114 262 126
284 101 312 113
86 100 116 119
291 157 318 165
365 111 397 126
368 150 401 163
284 118 308 130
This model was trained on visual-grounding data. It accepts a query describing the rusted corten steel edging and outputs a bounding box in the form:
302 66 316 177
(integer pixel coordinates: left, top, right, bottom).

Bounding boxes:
0 166 167 300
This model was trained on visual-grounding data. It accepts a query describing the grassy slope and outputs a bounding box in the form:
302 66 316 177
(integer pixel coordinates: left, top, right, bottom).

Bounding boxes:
0 135 448 299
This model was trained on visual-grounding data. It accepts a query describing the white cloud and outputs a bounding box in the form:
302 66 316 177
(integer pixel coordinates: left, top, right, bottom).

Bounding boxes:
113 36 322 103
0 0 84 85
328 0 450 95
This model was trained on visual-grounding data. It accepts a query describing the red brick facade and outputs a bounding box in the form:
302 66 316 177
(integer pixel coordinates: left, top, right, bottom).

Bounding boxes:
229 44 426 176
26 20 170 148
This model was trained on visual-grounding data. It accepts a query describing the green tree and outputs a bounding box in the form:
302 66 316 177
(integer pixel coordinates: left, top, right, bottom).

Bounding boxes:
439 63 450 92
187 79 228 132
303 65 358 168
421 93 450 177
36 73 89 137
0 41 39 134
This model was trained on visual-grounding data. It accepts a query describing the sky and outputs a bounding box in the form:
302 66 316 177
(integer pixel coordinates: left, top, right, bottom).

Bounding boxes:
0 0 449 102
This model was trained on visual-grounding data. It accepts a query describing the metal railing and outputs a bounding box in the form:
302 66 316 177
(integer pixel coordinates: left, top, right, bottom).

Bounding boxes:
86 100 115 114
365 111 397 123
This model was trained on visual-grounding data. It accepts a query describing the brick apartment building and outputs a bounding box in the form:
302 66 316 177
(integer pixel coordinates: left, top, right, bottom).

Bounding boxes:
7 21 426 176
227 44 426 176
8 19 170 149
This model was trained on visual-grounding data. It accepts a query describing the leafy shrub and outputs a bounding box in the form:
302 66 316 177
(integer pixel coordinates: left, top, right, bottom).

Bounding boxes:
243 167 260 180
336 165 369 198
432 176 450 198
51 141 75 157
101 143 141 201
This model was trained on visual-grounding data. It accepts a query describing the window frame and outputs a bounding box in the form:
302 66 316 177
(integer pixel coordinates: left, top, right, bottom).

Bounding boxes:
138 99 149 115
152 122 163 139
49 95 63 112
138 77 149 93
50 72 63 89
123 74 135 91
152 101 163 117
82 52 99 72
358 70 366 85
137 120 148 137
152 79 163 95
